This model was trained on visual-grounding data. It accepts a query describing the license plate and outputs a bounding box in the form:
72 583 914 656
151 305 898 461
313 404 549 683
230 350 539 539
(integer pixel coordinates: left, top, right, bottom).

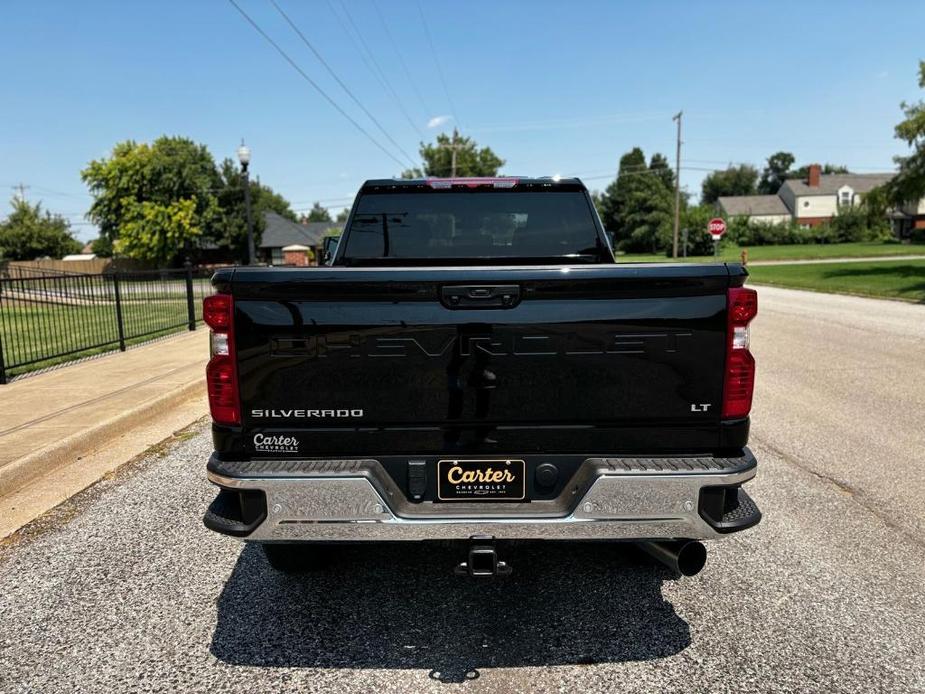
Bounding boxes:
437 459 526 501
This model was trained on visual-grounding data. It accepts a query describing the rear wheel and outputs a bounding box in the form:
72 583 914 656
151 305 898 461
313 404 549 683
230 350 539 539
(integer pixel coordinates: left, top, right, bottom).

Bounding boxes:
260 543 333 574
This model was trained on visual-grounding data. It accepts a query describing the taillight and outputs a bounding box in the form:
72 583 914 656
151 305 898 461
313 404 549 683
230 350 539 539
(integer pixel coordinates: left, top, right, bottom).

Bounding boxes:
203 293 240 425
203 293 232 331
722 287 758 419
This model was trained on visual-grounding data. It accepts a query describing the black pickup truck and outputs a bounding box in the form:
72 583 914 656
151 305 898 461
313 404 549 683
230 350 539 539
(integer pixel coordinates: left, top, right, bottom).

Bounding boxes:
203 177 761 577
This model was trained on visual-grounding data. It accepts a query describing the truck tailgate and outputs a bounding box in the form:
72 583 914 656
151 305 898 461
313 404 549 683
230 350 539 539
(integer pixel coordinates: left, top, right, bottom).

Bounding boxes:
223 264 741 455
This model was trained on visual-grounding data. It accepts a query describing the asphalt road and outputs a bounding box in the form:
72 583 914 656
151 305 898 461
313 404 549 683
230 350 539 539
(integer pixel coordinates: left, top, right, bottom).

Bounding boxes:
2 286 925 693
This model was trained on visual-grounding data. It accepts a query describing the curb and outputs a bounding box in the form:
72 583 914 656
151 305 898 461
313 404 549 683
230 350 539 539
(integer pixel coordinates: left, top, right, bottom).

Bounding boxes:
0 374 205 498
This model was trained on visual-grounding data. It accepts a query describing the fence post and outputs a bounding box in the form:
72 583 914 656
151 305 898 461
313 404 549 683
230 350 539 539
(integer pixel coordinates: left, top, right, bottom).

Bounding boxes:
185 261 196 331
112 272 126 352
0 329 7 385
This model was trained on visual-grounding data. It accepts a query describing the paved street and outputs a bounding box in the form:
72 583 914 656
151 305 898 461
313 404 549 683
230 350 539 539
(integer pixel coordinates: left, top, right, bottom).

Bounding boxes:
750 285 925 539
1 286 924 693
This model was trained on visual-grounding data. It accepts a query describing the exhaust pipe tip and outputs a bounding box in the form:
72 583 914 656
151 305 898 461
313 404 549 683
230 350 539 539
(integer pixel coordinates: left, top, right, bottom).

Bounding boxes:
637 540 707 577
675 540 707 577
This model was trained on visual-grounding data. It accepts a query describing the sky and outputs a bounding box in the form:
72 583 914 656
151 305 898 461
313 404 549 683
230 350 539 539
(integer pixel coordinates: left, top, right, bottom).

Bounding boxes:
1 0 924 242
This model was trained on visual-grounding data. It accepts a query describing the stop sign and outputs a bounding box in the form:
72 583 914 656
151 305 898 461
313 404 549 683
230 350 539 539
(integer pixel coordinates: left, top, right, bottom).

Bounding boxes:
708 218 727 239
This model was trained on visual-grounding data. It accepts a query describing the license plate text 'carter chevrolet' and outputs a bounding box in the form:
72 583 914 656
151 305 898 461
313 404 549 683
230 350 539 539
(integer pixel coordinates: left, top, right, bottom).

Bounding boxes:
202 177 761 577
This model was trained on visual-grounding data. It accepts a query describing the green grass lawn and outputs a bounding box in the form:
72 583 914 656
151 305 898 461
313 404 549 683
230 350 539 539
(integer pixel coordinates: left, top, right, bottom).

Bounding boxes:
619 242 925 264
0 298 203 377
0 275 212 377
746 258 925 302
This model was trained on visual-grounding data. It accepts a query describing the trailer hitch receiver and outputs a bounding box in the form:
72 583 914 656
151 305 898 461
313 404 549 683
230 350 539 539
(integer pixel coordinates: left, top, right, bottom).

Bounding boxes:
454 535 512 577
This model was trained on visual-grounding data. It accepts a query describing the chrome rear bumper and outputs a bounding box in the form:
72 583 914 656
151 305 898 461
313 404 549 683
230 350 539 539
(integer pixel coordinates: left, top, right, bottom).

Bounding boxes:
205 451 760 542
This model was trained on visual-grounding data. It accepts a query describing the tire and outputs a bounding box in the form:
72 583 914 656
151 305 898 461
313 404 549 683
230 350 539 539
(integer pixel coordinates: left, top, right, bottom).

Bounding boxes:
260 543 333 574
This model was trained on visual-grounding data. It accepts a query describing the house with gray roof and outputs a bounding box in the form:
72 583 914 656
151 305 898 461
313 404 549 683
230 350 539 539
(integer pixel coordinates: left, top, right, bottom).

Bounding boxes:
717 194 791 224
777 169 894 228
718 164 924 236
260 212 342 265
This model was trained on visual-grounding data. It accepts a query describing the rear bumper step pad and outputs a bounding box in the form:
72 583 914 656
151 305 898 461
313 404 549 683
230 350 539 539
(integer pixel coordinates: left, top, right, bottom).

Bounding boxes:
203 450 760 543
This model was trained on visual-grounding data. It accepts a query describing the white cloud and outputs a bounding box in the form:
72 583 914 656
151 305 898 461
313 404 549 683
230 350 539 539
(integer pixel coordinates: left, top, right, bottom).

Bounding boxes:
427 115 452 129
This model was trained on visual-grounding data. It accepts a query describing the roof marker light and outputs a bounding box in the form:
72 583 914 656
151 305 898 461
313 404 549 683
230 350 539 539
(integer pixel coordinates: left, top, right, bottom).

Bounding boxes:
425 177 519 189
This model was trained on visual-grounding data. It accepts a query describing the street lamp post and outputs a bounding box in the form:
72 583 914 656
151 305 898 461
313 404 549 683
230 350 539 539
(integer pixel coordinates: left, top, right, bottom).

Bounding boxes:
237 141 255 265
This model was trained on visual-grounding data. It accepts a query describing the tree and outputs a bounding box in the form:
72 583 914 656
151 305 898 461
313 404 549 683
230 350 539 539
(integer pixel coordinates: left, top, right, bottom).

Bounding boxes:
598 148 645 233
648 152 675 190
701 164 759 204
589 190 605 221
758 151 795 194
300 202 332 223
212 158 295 262
885 61 925 207
0 198 82 260
335 208 350 223
825 203 890 243
679 204 731 256
401 129 504 178
598 148 675 253
90 236 113 258
82 136 221 265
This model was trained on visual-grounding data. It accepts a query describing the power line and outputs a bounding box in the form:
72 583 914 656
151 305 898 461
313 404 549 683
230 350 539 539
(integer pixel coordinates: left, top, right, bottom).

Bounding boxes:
567 163 673 179
26 185 89 199
289 196 356 205
578 166 710 182
293 203 351 213
370 0 431 116
416 0 460 131
330 0 426 141
471 113 674 134
328 0 402 122
12 183 30 202
226 0 408 170
268 0 418 169
579 171 662 181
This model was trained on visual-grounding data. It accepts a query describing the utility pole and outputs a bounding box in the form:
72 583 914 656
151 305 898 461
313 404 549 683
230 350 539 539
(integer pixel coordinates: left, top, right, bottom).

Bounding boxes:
672 111 683 259
439 129 466 177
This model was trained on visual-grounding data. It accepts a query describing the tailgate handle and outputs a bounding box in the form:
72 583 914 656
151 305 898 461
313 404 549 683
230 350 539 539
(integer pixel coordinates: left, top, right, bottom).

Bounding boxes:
441 285 521 309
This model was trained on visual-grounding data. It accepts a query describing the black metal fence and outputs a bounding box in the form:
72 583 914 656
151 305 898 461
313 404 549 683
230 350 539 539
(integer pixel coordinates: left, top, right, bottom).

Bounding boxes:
0 266 213 383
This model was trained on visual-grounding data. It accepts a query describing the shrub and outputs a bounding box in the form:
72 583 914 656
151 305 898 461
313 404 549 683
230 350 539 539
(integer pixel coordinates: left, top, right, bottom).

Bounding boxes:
824 206 891 243
724 210 893 248
667 232 731 257
726 218 808 246
807 224 837 244
664 205 732 257
911 227 925 244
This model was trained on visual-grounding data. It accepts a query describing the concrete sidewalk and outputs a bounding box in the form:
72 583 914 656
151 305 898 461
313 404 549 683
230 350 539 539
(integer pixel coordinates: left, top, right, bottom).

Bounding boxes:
0 330 209 537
